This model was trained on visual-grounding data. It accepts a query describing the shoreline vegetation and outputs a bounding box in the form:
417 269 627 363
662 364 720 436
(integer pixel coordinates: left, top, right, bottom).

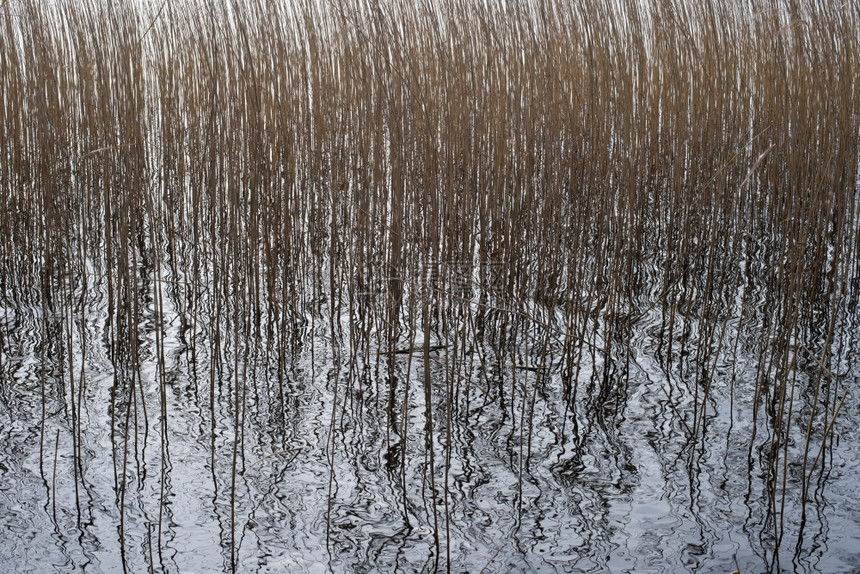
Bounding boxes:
1 0 859 571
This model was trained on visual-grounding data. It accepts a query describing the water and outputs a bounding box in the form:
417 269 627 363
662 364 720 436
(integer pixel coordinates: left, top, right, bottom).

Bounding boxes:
1 250 858 574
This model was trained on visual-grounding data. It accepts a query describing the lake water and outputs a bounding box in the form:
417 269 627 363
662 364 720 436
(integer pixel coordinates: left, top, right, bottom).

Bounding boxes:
1 246 858 574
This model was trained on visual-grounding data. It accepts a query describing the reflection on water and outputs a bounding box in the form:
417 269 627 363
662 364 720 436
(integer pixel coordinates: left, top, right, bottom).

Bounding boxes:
0 244 858 573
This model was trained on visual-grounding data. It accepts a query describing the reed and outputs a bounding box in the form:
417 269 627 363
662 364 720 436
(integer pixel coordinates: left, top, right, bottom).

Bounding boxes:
1 0 858 569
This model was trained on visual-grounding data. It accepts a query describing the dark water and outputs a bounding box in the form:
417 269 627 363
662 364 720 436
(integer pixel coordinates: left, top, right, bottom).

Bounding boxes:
1 250 859 574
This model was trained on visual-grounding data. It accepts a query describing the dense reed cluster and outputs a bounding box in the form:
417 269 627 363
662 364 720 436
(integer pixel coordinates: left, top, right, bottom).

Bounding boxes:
1 0 858 570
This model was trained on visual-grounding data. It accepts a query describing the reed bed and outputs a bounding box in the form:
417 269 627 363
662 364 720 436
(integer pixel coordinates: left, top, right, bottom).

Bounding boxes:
1 0 859 570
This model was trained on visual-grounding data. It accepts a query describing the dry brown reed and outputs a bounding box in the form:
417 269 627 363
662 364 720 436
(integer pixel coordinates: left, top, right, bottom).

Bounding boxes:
1 0 859 565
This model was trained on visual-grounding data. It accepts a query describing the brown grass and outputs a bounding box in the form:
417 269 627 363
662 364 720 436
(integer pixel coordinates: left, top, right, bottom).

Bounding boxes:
1 0 858 566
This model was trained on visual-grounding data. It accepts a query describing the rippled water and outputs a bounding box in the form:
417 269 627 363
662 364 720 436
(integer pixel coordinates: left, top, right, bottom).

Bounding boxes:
1 252 858 574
